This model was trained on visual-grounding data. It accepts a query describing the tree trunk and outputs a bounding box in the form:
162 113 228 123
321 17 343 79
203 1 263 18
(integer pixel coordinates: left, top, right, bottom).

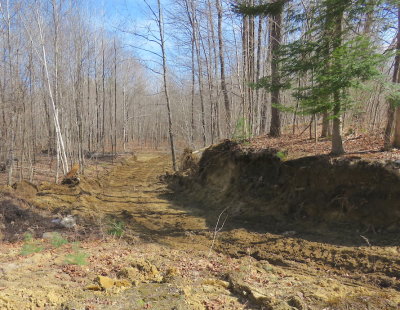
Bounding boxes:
331 101 344 155
260 18 271 134
35 6 69 174
269 4 282 137
255 13 263 135
320 112 327 137
157 0 177 171
247 0 255 134
114 39 118 157
330 2 345 155
102 38 106 155
385 3 400 148
190 37 195 146
192 5 207 146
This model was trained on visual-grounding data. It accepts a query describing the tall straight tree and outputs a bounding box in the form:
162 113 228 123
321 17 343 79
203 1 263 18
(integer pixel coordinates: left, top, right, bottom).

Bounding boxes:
30 1 69 175
236 0 288 137
268 0 284 137
327 0 346 154
384 1 400 149
183 0 207 147
216 0 232 136
155 0 177 170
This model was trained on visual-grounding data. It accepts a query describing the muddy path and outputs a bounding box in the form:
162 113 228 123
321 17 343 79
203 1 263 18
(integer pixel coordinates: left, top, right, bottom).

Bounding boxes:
0 153 399 309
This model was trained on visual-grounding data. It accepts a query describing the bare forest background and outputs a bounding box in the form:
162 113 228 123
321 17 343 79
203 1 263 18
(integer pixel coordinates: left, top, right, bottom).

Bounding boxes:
0 0 398 184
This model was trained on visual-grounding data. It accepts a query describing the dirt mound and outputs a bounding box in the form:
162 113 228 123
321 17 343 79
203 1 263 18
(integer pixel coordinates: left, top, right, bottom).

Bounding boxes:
11 180 38 198
179 148 199 173
117 259 163 284
172 140 400 233
1 152 400 309
0 196 59 242
0 176 102 242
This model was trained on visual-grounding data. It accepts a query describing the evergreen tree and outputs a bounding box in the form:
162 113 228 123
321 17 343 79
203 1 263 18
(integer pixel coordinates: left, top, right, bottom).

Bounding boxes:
286 0 383 154
238 0 384 154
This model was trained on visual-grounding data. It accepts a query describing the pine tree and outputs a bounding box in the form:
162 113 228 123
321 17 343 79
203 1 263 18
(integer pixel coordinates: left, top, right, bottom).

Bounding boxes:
276 0 382 154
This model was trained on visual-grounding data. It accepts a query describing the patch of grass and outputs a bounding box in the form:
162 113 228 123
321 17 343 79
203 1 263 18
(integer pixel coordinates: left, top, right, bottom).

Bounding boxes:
276 150 287 161
50 232 68 248
64 243 89 265
23 232 34 242
107 219 125 237
20 233 44 256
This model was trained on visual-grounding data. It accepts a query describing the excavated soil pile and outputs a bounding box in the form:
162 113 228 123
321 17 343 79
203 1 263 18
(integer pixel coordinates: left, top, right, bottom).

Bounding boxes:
1 151 400 309
0 197 59 242
173 140 400 233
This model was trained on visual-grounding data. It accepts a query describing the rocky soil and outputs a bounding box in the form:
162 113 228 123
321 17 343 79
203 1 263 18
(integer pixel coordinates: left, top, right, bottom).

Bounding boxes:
0 150 399 309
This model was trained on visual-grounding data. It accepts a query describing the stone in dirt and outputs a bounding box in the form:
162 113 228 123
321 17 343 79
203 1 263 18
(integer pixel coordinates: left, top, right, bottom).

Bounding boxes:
201 278 230 289
86 275 132 291
96 275 115 289
59 215 76 228
287 295 307 310
42 231 62 239
117 258 163 284
162 267 181 283
1 263 19 276
227 271 301 309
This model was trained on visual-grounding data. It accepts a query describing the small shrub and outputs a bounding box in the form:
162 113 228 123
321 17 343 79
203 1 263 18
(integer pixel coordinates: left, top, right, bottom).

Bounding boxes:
23 232 34 242
20 233 44 256
107 220 125 237
233 117 252 142
50 233 68 248
64 243 88 265
276 150 287 161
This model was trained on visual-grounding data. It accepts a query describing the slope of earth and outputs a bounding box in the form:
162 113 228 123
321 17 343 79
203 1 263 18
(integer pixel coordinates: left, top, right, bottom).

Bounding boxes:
0 152 399 309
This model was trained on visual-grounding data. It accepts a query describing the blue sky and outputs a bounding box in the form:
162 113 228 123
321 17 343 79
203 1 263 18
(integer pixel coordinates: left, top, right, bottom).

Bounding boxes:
103 0 144 19
85 0 147 30
83 0 193 79
85 0 168 71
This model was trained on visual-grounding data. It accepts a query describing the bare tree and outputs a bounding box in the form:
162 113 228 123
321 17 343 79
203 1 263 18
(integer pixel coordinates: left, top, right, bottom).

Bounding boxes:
216 0 232 136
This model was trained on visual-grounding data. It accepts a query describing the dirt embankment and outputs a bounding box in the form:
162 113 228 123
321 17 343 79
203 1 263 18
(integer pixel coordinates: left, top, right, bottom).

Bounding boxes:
172 140 400 233
163 141 400 308
1 150 400 309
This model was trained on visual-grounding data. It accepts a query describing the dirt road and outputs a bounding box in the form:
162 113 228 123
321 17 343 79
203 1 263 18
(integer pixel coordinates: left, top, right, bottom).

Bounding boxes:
0 153 399 309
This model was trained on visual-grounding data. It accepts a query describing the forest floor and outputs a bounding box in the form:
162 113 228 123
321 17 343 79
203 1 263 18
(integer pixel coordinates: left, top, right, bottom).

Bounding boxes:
245 131 400 161
0 135 400 309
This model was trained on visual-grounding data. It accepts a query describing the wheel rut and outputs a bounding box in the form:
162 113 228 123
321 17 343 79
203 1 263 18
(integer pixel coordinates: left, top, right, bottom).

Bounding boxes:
3 152 399 309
